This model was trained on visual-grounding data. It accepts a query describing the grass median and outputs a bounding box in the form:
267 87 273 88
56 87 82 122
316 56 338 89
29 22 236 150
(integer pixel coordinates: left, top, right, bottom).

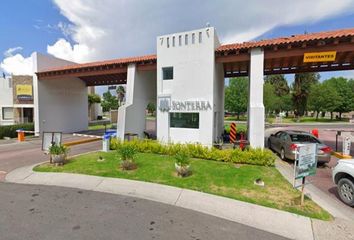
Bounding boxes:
34 151 331 220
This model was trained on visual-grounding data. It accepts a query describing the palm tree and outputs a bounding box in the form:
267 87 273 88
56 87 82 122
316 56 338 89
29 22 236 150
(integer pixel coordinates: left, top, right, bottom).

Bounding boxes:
116 86 125 106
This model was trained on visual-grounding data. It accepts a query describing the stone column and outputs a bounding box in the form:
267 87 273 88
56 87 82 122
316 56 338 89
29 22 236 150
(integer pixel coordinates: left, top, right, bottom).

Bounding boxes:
248 48 265 148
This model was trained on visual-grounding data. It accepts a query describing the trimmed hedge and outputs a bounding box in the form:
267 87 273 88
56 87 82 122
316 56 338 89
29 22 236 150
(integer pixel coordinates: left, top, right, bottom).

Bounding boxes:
0 123 34 139
110 138 275 167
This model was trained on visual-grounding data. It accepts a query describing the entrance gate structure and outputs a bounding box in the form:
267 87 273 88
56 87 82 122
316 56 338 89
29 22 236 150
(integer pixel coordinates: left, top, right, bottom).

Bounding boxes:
34 27 354 148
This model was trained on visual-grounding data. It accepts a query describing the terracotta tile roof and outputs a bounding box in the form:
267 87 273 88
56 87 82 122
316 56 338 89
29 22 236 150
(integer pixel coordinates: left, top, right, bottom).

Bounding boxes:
40 54 157 73
216 28 354 53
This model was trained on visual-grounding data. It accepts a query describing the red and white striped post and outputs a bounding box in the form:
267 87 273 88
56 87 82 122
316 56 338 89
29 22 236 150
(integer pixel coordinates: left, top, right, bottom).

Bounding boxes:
229 123 237 145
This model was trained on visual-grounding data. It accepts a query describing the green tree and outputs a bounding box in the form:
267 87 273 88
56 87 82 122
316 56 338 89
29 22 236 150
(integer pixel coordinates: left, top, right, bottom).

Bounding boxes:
88 93 101 105
275 94 293 114
308 83 340 120
323 77 354 119
292 72 320 117
101 90 119 112
225 77 248 119
263 82 277 114
264 74 289 96
146 102 156 116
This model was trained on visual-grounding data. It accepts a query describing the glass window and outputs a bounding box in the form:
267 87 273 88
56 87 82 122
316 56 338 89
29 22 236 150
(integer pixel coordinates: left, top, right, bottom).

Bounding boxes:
198 32 202 43
179 35 182 46
170 112 199 129
162 67 173 80
2 107 14 120
185 34 188 45
290 134 320 143
192 33 195 44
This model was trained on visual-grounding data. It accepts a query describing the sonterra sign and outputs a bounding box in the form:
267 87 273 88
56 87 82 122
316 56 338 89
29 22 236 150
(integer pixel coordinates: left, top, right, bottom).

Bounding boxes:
159 97 212 112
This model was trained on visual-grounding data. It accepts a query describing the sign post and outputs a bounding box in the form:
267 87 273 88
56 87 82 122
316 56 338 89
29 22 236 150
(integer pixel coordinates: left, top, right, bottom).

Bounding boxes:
293 143 317 205
42 132 62 163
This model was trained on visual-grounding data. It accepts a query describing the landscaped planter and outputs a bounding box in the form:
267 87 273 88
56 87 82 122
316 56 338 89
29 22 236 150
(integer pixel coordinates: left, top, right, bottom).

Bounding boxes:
51 154 66 165
175 162 190 177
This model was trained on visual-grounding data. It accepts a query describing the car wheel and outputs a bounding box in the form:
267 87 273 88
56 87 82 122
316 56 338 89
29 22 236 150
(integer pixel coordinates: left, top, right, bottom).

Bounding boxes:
268 139 272 150
337 178 354 207
280 148 286 160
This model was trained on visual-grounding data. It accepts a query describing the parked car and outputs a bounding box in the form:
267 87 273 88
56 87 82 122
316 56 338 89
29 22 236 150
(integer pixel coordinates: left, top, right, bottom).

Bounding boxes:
268 130 332 163
332 159 354 206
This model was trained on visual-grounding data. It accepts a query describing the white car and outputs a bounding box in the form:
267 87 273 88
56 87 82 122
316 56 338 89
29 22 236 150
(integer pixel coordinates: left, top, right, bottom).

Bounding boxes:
333 159 354 206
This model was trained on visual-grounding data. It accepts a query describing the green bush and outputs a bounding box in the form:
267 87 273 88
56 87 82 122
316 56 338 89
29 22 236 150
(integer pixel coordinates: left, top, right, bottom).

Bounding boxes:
175 148 190 167
0 123 34 139
117 143 138 161
49 144 69 155
110 138 275 166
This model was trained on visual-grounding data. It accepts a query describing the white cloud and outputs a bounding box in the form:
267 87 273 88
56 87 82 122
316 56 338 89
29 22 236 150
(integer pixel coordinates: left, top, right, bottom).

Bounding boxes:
47 38 90 63
46 0 354 62
0 53 32 75
4 47 23 57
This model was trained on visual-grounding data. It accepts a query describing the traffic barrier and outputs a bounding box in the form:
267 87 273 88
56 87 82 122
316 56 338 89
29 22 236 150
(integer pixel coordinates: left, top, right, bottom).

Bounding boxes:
63 137 102 147
229 123 236 144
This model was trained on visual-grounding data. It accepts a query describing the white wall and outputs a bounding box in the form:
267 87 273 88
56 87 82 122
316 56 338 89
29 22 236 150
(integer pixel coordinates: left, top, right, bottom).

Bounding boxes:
156 27 221 146
0 77 14 125
32 53 88 134
117 64 156 139
37 77 88 133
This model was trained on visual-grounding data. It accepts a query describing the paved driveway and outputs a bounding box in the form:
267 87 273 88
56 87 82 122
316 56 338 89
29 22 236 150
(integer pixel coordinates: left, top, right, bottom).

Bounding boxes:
0 183 287 240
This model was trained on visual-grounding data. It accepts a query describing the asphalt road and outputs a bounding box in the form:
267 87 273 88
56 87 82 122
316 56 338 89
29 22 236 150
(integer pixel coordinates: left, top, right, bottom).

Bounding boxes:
0 183 287 240
0 135 102 181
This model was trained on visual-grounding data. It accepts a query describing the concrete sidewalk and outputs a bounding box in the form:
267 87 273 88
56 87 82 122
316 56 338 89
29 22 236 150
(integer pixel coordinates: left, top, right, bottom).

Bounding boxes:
6 164 314 240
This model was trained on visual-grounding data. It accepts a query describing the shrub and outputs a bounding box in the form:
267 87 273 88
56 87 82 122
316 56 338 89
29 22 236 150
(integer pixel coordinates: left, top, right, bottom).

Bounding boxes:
49 144 69 155
175 149 190 167
0 123 34 139
110 138 275 167
117 144 138 161
117 144 138 170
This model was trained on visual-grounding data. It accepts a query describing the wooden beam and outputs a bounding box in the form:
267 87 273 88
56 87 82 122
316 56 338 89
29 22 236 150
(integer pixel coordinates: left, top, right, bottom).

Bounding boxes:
264 42 354 60
215 53 250 63
38 67 127 80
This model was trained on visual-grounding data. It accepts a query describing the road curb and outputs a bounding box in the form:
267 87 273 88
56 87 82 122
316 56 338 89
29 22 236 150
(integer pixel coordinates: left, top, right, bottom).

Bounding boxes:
6 164 314 240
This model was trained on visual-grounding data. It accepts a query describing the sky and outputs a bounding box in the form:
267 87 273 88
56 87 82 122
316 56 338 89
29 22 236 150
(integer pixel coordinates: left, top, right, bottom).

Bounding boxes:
1 0 354 93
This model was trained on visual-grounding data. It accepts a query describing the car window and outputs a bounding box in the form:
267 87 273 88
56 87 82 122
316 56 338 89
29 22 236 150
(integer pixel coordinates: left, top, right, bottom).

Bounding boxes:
274 131 283 137
280 133 288 141
290 134 320 143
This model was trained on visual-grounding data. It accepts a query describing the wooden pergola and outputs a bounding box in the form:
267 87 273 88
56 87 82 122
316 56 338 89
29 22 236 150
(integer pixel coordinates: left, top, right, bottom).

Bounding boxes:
36 28 354 85
216 28 354 77
36 55 157 86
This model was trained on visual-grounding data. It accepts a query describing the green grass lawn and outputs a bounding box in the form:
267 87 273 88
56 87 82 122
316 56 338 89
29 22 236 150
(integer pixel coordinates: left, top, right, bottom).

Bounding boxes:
224 123 247 133
34 151 331 220
266 117 349 124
